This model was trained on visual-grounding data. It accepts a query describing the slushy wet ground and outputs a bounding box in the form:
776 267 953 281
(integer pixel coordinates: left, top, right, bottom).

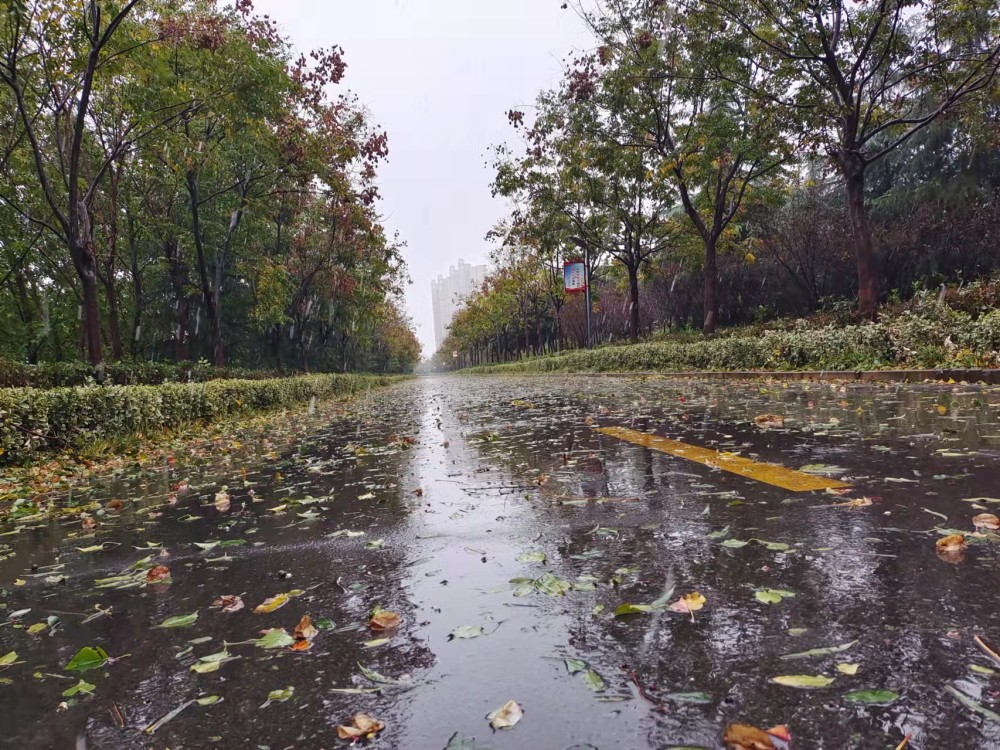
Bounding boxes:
2 375 1000 749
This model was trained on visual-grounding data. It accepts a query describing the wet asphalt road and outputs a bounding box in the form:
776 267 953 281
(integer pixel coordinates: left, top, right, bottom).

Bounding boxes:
2 375 1000 749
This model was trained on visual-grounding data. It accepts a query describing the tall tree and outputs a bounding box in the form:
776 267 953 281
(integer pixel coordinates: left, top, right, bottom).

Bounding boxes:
706 0 1000 317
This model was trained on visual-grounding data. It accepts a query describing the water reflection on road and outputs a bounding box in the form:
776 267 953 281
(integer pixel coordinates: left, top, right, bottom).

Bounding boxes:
2 375 1000 749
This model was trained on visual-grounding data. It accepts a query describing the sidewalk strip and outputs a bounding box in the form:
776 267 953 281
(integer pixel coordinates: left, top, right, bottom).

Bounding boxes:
596 426 850 492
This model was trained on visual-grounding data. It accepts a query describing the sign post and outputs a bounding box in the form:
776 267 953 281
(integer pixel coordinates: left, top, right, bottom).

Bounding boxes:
564 244 592 348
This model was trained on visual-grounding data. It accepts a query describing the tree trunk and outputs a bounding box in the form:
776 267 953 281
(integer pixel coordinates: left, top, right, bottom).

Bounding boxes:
101 273 124 360
627 263 640 342
186 172 225 366
128 214 144 358
843 163 879 319
69 234 103 365
165 240 190 362
703 237 718 335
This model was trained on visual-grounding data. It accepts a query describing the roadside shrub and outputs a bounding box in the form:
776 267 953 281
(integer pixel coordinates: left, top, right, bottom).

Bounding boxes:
0 373 399 465
0 359 282 389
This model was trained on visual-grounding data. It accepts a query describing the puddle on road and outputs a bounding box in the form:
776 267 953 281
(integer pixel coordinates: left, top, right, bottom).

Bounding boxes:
1 376 999 749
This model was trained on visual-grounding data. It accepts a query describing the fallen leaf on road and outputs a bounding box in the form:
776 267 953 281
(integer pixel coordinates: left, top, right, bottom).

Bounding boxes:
263 686 294 706
448 625 485 640
214 489 230 512
843 689 899 704
669 592 706 620
145 566 171 584
767 725 792 743
254 593 290 614
369 610 401 630
487 699 523 730
294 615 318 641
211 595 244 613
64 646 108 672
255 629 294 649
756 588 795 605
771 674 834 688
973 513 1000 531
336 713 384 740
153 612 198 629
781 641 858 659
936 533 967 552
723 723 776 749
836 497 874 508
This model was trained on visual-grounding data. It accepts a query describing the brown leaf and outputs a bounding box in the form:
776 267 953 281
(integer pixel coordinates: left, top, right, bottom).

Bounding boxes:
211 595 245 613
81 515 98 530
766 725 792 743
936 533 967 553
754 414 784 428
973 513 1000 531
336 713 384 740
105 499 123 511
723 723 776 750
369 610 401 631
294 615 318 641
145 565 171 583
290 638 312 651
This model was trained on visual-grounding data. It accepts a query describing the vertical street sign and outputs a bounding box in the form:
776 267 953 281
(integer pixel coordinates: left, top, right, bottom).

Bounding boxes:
564 259 587 293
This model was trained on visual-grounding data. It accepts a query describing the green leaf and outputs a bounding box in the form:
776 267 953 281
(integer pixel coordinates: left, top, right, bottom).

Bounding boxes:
190 651 231 673
771 674 835 689
255 629 294 649
62 679 96 697
358 663 403 685
970 664 996 675
153 612 198 629
564 658 587 674
666 692 713 704
517 552 547 564
535 572 573 597
196 695 222 706
582 669 605 692
445 732 490 750
755 588 795 604
844 689 899 705
780 640 858 660
706 526 730 540
314 619 336 631
721 539 749 548
758 540 792 552
448 625 485 640
64 646 109 672
946 685 1000 723
0 651 16 666
265 686 294 704
614 603 653 616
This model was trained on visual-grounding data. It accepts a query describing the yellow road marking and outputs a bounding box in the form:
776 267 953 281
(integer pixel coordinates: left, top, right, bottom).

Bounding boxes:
596 426 850 492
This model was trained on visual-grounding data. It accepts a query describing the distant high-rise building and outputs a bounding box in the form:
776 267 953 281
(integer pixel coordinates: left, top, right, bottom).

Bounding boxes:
431 259 487 350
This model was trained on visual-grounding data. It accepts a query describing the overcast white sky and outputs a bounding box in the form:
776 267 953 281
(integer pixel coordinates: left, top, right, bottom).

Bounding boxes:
252 0 592 356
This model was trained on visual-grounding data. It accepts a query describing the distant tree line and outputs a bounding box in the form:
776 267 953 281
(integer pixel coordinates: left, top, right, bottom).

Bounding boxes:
435 0 1000 367
0 0 419 374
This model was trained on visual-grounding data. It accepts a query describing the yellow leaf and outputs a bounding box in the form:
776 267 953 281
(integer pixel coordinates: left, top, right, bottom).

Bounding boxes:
836 663 860 675
254 593 290 614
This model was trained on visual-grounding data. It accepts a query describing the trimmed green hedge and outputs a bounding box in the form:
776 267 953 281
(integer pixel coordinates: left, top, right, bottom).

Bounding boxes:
0 359 282 389
0 373 400 465
464 305 1000 375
